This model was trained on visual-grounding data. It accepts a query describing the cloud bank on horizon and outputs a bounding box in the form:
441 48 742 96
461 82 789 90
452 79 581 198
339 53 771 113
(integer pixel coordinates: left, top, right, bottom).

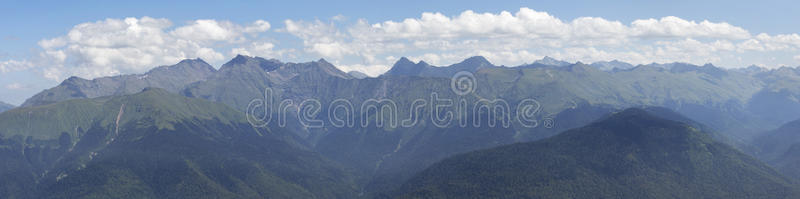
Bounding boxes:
2 7 800 82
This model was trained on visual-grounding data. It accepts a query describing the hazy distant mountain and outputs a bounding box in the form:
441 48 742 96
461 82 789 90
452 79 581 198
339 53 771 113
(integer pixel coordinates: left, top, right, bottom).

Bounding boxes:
635 62 728 77
747 67 800 127
21 58 216 107
534 56 572 67
645 62 684 69
673 63 728 77
395 108 799 198
590 60 635 71
734 65 769 74
347 71 369 79
481 61 769 141
0 88 360 198
382 56 496 77
0 101 12 113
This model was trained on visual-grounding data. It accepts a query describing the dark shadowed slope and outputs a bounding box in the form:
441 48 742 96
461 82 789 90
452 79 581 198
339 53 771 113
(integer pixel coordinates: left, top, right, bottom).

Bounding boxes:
394 108 798 199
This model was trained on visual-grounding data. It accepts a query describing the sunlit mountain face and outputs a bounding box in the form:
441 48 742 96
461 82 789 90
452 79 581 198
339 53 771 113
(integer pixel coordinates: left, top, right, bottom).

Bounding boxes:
2 1 800 198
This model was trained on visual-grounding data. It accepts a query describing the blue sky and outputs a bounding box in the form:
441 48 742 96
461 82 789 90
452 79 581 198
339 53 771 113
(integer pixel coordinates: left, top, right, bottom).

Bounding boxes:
1 0 799 105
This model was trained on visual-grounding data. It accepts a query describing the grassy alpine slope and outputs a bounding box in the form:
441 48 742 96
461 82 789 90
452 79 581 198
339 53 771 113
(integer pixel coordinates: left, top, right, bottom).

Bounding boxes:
0 88 361 199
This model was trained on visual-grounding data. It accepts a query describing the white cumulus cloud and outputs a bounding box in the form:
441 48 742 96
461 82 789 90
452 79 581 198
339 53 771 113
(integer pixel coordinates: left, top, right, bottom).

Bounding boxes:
25 17 271 81
5 83 26 90
229 41 293 58
630 16 750 39
282 7 798 73
0 60 33 73
4 7 800 83
171 19 269 43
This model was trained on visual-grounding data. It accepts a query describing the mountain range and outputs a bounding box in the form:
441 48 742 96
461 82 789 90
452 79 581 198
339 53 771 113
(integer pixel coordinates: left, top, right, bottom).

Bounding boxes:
21 58 216 107
5 54 800 198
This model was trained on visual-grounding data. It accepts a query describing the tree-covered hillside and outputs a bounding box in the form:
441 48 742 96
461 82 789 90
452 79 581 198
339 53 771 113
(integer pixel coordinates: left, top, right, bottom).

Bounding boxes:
394 108 799 198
